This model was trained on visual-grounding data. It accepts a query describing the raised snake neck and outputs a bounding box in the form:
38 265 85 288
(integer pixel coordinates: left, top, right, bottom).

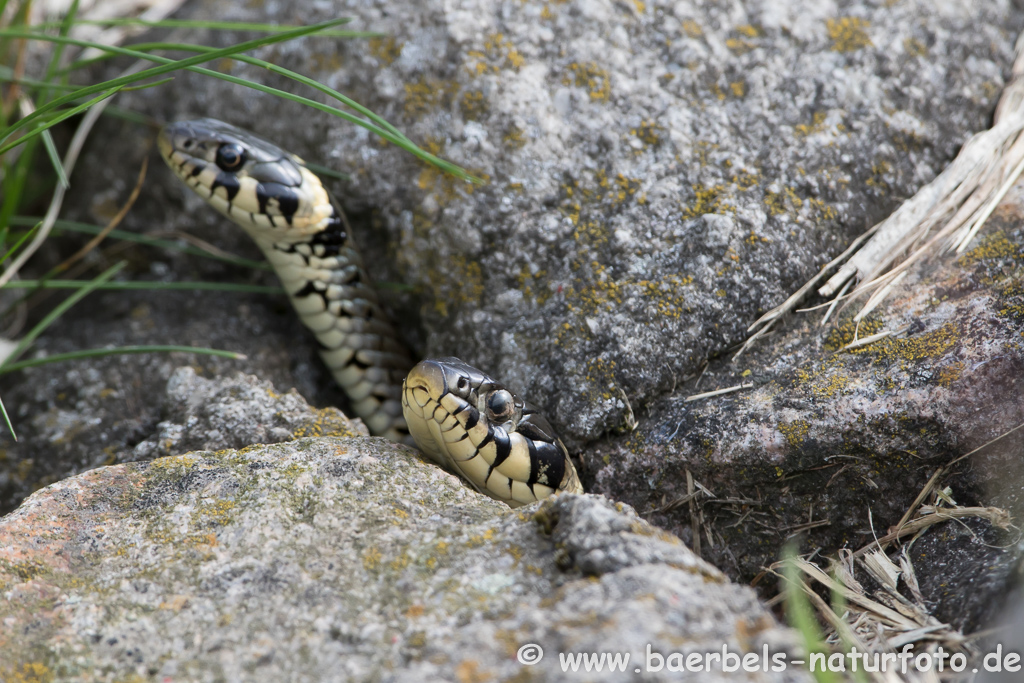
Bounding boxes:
158 118 413 444
157 118 583 506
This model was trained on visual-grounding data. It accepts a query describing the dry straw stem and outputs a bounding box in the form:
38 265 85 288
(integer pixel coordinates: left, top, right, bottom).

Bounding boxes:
770 450 1015 672
739 29 1024 357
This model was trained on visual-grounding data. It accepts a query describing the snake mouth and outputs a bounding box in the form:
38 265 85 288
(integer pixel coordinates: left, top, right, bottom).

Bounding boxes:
156 126 173 159
402 360 453 467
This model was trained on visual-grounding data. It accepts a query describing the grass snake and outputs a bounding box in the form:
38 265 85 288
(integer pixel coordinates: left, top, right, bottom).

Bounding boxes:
158 118 583 507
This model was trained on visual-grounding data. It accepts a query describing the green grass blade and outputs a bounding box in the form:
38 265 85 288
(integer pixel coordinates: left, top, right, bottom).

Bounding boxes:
33 0 80 189
0 344 246 374
0 18 351 147
0 134 41 237
782 544 837 683
305 162 351 182
38 125 69 189
0 393 16 441
0 28 477 181
1 279 284 294
125 41 413 145
11 215 273 270
122 76 175 92
0 261 126 369
0 68 81 90
0 220 40 265
0 86 123 157
36 17 359 34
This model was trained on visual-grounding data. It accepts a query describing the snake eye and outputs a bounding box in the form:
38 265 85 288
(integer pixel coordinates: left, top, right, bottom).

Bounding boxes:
215 142 246 171
486 390 515 422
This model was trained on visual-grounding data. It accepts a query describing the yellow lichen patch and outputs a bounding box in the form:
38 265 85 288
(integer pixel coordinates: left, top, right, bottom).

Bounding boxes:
726 38 755 54
779 420 810 448
426 253 485 316
826 17 872 52
937 361 964 387
517 265 552 305
369 36 402 65
307 52 343 73
764 186 805 218
824 316 884 352
958 232 1019 266
745 230 771 246
467 33 525 75
586 357 618 401
194 498 236 528
736 24 760 38
467 528 497 547
2 663 53 683
149 453 199 473
614 174 641 202
503 124 526 149
563 265 695 321
681 183 735 219
415 140 481 208
682 19 703 38
564 62 611 101
389 552 411 571
506 545 524 564
0 558 48 582
404 76 453 117
730 81 746 97
291 408 357 438
460 90 487 120
794 111 828 138
866 159 892 191
363 546 382 570
903 37 928 57
630 120 663 147
856 323 960 364
796 366 851 399
807 197 838 221
732 169 761 191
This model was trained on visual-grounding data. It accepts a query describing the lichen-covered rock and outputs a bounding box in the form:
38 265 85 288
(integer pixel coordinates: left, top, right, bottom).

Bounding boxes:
63 0 1024 445
130 366 366 460
587 192 1024 628
0 0 1021 640
0 438 808 682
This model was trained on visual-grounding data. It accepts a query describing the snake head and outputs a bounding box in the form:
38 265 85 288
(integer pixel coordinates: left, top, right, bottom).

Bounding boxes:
402 357 584 507
158 118 334 237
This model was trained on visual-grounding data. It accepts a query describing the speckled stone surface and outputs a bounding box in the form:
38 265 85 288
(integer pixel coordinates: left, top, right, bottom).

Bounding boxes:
1 0 1022 641
0 438 808 682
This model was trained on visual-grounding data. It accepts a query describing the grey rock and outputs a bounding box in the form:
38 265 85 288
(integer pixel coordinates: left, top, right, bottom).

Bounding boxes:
0 437 809 682
131 366 367 460
588 215 1024 628
0 0 1020 644
64 0 1021 445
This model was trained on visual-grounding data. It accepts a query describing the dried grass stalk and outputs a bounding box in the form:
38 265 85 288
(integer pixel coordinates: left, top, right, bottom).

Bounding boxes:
738 30 1024 357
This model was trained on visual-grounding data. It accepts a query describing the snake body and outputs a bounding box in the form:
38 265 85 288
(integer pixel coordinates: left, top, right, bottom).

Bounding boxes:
158 118 583 506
